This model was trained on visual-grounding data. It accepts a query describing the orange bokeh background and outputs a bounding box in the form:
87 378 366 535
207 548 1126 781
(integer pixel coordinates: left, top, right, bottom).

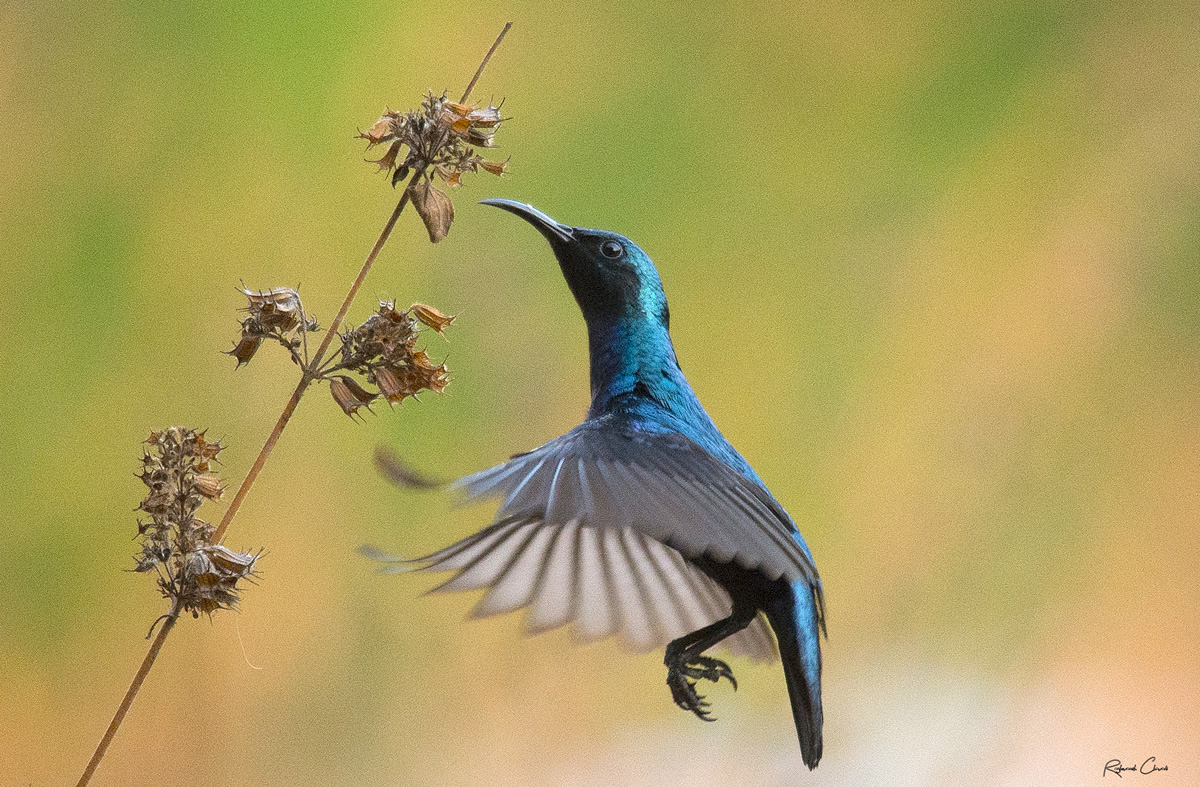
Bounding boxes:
1 2 1197 784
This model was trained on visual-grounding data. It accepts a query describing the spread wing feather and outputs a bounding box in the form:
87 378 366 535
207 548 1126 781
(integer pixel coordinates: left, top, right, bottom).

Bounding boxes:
455 416 819 586
409 414 823 662
417 517 777 660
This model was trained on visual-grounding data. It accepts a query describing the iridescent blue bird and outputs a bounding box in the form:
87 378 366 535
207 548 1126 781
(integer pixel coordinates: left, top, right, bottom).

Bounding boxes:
379 200 825 767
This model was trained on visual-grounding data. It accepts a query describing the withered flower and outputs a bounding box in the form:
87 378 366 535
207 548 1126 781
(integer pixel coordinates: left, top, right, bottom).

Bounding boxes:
330 376 377 419
191 430 223 467
194 473 225 500
228 284 320 368
411 303 455 336
417 361 450 395
321 300 453 415
358 90 509 242
477 157 508 176
240 286 304 331
182 544 260 616
227 329 265 368
373 365 413 405
135 426 258 618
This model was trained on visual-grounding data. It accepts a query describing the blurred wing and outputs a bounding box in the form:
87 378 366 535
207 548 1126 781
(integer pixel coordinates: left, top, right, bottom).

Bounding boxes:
455 416 819 586
416 517 776 661
412 414 821 661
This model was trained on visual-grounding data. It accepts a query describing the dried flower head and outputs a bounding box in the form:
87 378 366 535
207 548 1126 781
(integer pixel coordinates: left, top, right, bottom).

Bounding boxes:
242 286 304 331
228 285 320 369
358 89 509 242
322 300 453 414
182 544 260 616
135 427 258 618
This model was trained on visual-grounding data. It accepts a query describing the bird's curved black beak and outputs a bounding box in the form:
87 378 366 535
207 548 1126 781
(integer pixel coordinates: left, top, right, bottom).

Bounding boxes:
479 199 574 245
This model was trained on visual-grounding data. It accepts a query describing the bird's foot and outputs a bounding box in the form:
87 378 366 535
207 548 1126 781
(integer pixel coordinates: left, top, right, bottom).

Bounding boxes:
668 667 713 721
666 655 737 721
684 655 738 690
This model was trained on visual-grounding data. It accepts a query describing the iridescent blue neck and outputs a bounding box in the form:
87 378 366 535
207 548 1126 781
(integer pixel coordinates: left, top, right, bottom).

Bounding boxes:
585 313 764 486
586 315 693 419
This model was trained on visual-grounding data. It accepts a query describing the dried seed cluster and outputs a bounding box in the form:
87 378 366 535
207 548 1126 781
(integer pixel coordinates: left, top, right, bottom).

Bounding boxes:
328 300 452 418
359 91 508 242
227 286 453 420
227 286 319 368
135 427 258 618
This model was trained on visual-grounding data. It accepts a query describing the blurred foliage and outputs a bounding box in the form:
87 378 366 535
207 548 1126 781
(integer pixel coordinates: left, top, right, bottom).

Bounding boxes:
1 1 1197 784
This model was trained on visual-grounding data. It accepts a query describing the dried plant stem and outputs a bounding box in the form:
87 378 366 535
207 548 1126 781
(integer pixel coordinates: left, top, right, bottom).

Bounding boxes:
78 23 510 782
78 182 415 787
212 182 414 545
77 609 178 787
461 22 511 103
209 371 311 545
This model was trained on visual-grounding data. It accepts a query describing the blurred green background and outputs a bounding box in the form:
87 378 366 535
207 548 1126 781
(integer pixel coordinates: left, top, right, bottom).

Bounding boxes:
2 1 1198 784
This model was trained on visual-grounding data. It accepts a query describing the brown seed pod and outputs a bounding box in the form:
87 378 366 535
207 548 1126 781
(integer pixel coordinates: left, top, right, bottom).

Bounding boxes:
411 303 455 336
330 376 377 418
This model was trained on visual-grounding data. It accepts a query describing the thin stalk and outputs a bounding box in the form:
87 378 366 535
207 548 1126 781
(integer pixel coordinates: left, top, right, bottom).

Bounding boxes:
76 177 416 787
460 22 511 103
77 608 179 787
211 181 414 545
77 23 511 784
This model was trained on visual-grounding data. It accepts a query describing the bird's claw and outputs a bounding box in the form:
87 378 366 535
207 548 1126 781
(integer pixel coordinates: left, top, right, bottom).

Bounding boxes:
685 655 738 690
666 655 737 721
668 671 714 721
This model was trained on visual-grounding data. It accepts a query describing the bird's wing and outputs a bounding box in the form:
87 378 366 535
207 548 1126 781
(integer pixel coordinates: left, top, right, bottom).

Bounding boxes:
407 416 821 661
455 416 820 586
413 516 777 661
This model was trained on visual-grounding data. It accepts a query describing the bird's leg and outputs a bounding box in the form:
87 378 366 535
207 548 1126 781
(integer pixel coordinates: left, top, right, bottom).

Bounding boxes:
664 606 757 721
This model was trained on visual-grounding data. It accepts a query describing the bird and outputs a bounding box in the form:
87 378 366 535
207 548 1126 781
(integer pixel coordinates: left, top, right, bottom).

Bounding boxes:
371 199 825 768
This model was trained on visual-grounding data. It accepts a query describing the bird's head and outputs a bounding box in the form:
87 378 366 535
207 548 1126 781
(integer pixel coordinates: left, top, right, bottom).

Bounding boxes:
481 199 669 329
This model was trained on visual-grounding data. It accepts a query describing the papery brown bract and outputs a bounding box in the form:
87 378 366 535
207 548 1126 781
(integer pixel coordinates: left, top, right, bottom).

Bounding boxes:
330 376 377 418
226 332 264 368
373 365 412 405
240 286 303 331
408 182 455 243
477 157 508 176
411 303 455 336
208 544 258 575
409 349 439 370
417 362 449 395
359 112 398 145
340 376 378 406
371 141 402 173
194 474 225 500
463 128 495 148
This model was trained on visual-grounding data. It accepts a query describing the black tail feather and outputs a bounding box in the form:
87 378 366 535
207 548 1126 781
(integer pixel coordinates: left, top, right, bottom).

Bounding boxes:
766 598 823 769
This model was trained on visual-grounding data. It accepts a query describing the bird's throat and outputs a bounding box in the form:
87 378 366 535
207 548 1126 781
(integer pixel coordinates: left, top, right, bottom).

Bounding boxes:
586 316 682 416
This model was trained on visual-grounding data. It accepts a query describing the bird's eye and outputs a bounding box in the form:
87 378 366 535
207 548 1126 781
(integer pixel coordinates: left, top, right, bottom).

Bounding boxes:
600 240 623 259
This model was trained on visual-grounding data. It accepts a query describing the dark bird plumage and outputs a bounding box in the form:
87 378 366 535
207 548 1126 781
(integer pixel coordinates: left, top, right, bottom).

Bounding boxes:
380 200 825 768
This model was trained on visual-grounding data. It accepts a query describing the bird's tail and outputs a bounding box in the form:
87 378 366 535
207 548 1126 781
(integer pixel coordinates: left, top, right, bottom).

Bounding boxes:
765 581 823 769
